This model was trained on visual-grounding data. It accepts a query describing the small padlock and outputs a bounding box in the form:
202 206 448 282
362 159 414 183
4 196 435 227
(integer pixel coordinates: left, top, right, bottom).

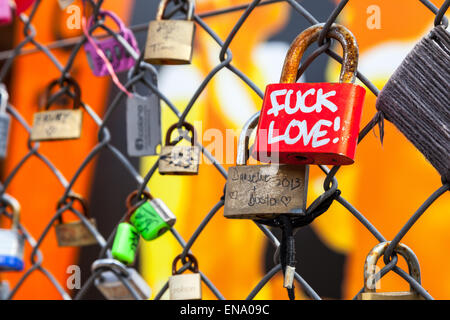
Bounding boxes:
54 194 98 247
224 113 308 219
376 25 450 182
111 221 140 265
0 280 9 300
169 254 202 300
252 23 366 165
0 84 11 159
359 242 424 300
84 10 139 77
144 0 196 65
126 66 161 157
31 77 83 141
0 194 24 271
0 0 12 25
159 122 200 175
92 258 151 300
126 190 176 241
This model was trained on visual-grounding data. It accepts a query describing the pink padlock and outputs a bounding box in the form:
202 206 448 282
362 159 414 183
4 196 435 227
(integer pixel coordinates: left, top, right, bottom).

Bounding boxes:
84 10 139 77
0 0 12 25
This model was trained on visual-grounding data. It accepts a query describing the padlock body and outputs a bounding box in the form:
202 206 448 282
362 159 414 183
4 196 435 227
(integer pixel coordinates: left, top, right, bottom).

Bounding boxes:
253 83 365 165
224 164 308 219
111 223 139 265
31 109 83 141
54 218 97 247
0 112 10 158
0 229 24 271
359 291 423 300
84 27 139 77
144 20 195 65
95 268 151 300
159 145 200 175
0 0 12 25
130 200 175 241
169 273 202 300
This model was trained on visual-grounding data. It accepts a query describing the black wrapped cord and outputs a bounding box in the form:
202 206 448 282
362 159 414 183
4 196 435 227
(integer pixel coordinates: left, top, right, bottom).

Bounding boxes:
279 215 296 300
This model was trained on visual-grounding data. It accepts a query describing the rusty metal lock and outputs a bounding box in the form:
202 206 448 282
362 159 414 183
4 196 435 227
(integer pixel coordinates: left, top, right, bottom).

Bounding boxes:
252 23 366 165
169 254 202 300
159 122 200 175
224 113 308 219
31 77 83 141
0 194 24 271
144 0 196 65
92 258 151 300
359 242 424 300
54 193 97 247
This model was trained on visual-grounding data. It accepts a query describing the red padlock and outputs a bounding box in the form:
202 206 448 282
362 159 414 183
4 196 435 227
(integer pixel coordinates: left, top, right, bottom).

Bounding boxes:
252 24 366 165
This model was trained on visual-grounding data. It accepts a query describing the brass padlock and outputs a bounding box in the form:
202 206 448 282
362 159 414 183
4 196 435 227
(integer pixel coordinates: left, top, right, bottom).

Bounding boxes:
223 113 308 219
92 258 151 300
31 77 83 141
144 0 196 65
159 122 200 175
359 242 424 300
169 254 202 300
54 193 97 247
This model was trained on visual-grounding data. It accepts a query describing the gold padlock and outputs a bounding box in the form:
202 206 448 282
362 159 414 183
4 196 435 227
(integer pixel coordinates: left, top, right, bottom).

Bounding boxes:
31 77 83 141
159 122 200 175
223 113 308 219
144 0 196 65
54 193 97 247
359 241 425 300
169 254 202 300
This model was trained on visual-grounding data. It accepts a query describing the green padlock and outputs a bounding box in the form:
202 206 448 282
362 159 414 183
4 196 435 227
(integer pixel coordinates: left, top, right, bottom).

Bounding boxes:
127 190 176 241
111 222 139 265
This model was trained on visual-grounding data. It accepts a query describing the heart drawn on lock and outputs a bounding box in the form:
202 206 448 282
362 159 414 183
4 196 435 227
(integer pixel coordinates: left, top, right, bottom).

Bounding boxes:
280 196 291 207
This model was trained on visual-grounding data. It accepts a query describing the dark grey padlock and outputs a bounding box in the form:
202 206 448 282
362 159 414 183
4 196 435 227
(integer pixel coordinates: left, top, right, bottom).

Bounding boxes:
0 84 11 159
376 25 450 182
126 65 161 157
92 258 151 300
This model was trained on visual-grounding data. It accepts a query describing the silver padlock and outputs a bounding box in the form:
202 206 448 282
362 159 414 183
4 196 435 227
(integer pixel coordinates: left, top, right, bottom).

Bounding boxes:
0 194 25 271
0 280 9 300
0 84 11 159
92 258 151 300
169 254 202 300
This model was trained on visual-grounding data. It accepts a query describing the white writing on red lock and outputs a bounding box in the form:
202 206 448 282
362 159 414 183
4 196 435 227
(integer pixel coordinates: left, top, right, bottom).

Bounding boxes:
266 88 341 148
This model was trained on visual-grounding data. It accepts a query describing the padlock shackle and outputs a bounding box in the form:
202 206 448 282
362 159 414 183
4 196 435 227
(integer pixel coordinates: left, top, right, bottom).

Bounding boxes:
91 258 130 277
43 77 81 111
125 190 153 222
87 9 127 36
172 253 199 275
165 121 197 147
0 84 8 114
363 242 421 294
156 0 195 21
236 111 260 165
1 194 20 231
280 23 358 84
56 193 90 224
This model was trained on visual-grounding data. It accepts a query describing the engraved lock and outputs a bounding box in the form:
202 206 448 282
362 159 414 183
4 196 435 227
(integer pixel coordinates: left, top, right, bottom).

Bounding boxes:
0 194 25 271
84 10 140 77
144 0 196 65
111 205 140 265
92 258 151 300
0 0 12 25
359 242 425 300
0 84 11 159
31 77 83 141
126 65 162 157
252 23 366 165
224 113 308 219
159 122 200 175
127 190 176 241
376 25 450 182
54 193 97 247
169 254 202 300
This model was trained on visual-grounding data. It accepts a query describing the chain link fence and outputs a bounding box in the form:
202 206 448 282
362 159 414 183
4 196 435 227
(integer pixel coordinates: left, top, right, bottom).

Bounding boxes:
0 0 448 300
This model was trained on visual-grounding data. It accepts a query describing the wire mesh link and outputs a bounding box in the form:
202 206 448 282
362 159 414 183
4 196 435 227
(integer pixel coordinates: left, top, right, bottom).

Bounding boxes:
0 0 448 300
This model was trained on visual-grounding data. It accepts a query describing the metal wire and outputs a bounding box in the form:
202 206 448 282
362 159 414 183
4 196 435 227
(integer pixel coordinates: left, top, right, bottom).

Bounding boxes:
0 0 448 301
